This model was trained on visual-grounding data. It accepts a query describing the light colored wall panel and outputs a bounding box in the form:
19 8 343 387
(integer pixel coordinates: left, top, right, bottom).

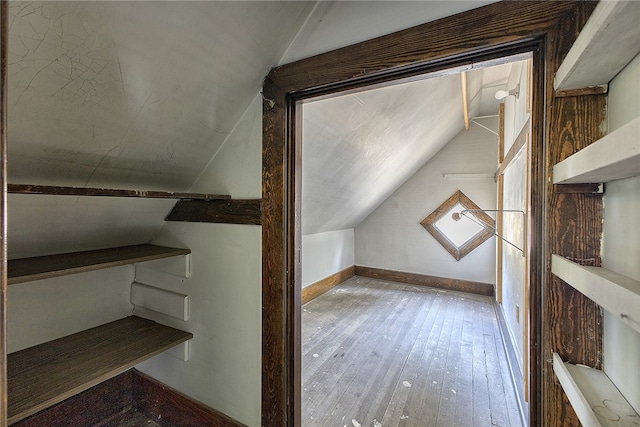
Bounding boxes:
302 229 355 288
136 223 261 427
602 48 640 415
355 121 497 284
7 266 133 353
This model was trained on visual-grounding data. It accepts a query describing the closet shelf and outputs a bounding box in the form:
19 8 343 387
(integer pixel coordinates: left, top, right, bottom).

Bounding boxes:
553 117 640 184
553 353 640 427
8 183 231 200
8 244 191 285
7 315 193 424
554 0 640 91
551 255 640 335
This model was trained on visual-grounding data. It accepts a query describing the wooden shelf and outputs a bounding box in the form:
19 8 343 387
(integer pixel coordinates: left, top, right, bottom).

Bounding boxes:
551 255 640 335
553 117 640 184
7 315 193 424
554 0 640 91
553 353 640 427
8 183 230 200
8 244 191 285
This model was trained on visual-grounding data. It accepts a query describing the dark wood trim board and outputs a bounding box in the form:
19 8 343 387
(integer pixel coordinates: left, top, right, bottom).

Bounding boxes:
301 266 355 304
355 266 494 297
166 199 261 225
262 2 600 426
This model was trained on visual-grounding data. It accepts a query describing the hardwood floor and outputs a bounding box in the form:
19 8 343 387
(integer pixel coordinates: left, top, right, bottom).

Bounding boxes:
302 276 523 427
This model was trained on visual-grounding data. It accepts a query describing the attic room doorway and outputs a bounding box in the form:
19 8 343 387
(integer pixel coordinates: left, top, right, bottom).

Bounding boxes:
261 3 579 426
298 55 532 426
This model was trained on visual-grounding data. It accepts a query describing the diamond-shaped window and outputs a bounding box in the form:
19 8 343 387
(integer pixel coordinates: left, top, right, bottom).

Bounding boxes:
420 190 495 261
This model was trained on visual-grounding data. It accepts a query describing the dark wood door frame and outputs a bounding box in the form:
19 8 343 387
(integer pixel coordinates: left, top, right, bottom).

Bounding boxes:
262 2 598 426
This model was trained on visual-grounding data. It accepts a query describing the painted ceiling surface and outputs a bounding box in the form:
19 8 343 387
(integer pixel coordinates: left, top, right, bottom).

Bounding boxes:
302 61 514 235
7 1 313 189
4 0 508 255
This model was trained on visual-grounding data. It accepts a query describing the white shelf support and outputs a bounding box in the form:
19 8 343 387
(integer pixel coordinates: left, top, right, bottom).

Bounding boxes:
551 255 640 335
554 0 640 91
553 353 640 427
553 117 640 184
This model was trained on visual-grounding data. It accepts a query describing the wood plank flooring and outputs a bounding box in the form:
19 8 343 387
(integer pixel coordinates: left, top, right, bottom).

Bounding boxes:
302 276 523 427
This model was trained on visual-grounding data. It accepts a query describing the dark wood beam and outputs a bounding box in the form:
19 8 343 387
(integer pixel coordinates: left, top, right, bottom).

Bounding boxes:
166 199 261 225
555 85 607 98
0 2 8 425
8 184 230 200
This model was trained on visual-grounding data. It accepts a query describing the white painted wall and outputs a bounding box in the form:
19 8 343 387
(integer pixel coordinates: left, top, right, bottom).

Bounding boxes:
355 120 497 284
7 267 133 353
302 229 354 288
498 59 531 372
500 148 527 370
136 95 263 426
602 53 640 414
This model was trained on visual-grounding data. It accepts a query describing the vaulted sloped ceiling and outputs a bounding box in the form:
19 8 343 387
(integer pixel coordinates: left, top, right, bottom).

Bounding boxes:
7 1 313 189
302 62 514 235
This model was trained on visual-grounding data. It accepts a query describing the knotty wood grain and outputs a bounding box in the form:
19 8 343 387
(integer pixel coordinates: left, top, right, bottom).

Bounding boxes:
8 184 230 200
269 2 578 95
355 266 494 297
542 4 604 426
7 316 192 424
8 244 190 285
262 77 295 427
165 199 261 225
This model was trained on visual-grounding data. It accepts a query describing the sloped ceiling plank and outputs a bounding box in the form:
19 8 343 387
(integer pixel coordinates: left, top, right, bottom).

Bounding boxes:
7 1 313 190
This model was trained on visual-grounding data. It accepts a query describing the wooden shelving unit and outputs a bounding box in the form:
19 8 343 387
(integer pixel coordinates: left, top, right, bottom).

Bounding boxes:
8 244 191 285
8 183 230 200
553 117 640 184
551 255 640 335
552 353 640 427
7 316 193 424
553 1 640 91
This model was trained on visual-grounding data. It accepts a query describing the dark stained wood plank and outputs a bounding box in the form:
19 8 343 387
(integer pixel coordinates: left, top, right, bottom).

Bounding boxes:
7 316 192 424
553 183 602 194
355 265 493 296
262 77 299 427
10 370 134 427
268 2 579 95
132 370 247 427
165 199 261 225
8 244 190 285
542 4 604 426
555 85 607 98
301 265 354 304
8 184 230 201
1 1 9 425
